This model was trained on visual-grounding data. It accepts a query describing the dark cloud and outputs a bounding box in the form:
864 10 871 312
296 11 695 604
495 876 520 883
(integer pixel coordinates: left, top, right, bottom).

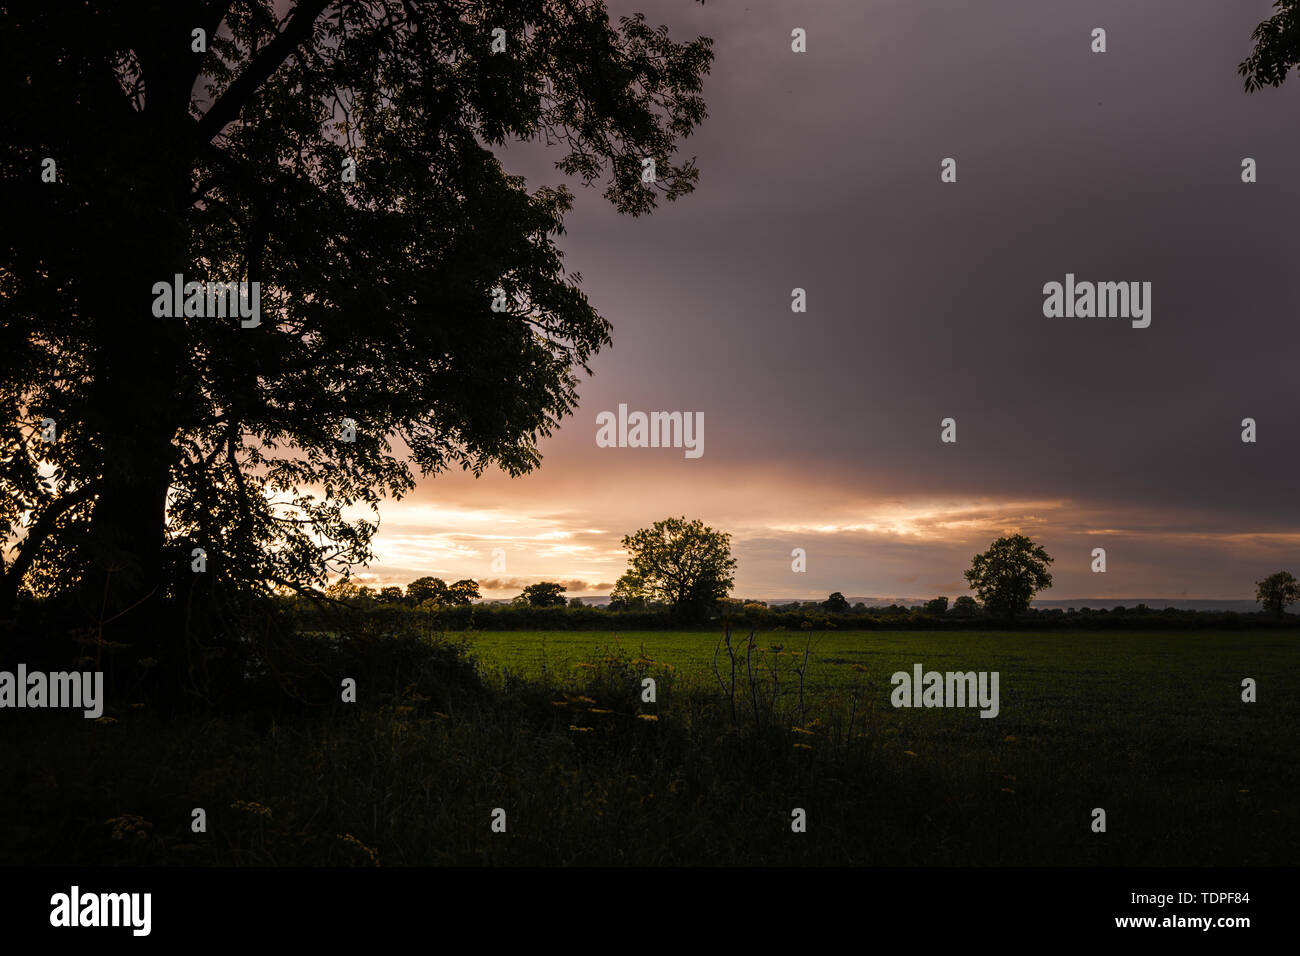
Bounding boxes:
382 0 1300 600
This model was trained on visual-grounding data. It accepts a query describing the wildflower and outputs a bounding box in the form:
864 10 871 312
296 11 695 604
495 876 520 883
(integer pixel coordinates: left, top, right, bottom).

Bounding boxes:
337 833 380 866
231 800 272 819
105 814 152 842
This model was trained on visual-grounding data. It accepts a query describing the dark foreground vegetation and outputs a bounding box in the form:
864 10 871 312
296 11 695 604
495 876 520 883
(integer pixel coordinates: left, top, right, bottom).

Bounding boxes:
2 601 1295 866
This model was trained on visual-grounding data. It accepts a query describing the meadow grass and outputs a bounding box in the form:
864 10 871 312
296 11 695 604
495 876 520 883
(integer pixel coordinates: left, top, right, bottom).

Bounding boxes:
2 626 1294 866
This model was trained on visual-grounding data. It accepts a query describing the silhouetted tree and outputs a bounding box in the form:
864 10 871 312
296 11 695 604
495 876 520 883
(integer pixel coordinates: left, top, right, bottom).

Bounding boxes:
520 582 566 607
608 571 647 610
823 591 849 613
326 578 361 601
445 579 481 606
0 2 712 666
620 516 736 619
923 596 949 616
406 576 448 606
1255 570 1299 617
951 595 978 616
963 535 1053 620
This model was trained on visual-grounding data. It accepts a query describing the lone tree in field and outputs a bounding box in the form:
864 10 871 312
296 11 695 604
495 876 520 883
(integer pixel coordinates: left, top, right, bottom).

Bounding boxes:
0 3 712 653
963 534 1053 620
620 516 736 620
519 581 566 607
1255 571 1299 617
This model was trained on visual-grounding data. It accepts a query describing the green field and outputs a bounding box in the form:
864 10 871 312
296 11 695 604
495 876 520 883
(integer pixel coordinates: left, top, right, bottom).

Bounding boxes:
7 626 1296 865
463 627 1300 787
463 626 1298 703
451 627 1299 863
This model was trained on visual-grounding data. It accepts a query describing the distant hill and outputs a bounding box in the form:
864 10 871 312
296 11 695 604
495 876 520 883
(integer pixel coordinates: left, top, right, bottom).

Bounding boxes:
1029 598 1259 613
767 597 1261 613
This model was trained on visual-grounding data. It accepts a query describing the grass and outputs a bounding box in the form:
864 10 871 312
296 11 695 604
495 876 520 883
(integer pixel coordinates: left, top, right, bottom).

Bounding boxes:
2 625 1295 866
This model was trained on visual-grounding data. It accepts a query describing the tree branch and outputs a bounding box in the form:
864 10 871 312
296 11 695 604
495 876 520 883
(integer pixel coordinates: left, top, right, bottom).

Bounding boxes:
0 481 101 606
194 0 332 145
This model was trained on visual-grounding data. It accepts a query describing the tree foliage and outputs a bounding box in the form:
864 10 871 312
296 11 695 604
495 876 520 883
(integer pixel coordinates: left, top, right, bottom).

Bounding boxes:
519 581 566 607
608 570 647 610
620 516 735 618
1240 1 1300 91
923 596 948 616
823 591 849 613
1255 570 1299 616
963 534 1053 619
0 1 713 628
445 579 481 606
951 595 978 616
405 576 479 606
406 576 448 605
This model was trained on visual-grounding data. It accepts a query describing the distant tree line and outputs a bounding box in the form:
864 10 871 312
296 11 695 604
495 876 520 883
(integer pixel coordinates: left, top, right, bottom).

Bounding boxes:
292 590 1297 633
303 528 1297 630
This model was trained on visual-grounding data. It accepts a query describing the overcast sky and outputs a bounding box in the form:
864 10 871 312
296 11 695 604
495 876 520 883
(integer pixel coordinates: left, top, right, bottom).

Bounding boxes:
357 0 1300 602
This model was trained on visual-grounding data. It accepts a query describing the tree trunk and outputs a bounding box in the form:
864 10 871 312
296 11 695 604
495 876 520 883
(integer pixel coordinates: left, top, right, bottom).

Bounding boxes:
83 332 178 663
80 174 187 661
